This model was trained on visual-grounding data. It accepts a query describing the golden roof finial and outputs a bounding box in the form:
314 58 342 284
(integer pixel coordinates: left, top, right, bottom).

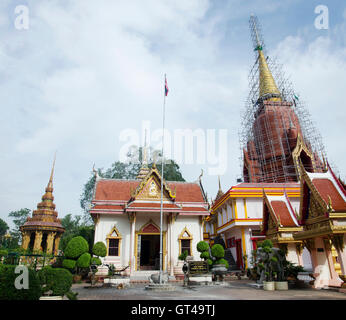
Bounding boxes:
47 152 56 189
250 15 281 102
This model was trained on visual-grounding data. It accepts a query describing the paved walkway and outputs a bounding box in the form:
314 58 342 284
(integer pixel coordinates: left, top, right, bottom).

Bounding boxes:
72 280 346 300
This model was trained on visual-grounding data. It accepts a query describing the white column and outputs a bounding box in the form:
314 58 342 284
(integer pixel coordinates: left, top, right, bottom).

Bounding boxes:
130 213 136 274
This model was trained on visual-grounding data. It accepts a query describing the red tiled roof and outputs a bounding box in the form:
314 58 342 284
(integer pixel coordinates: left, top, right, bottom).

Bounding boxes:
270 201 296 227
312 178 346 212
167 182 206 202
93 179 206 203
93 180 139 201
91 179 208 215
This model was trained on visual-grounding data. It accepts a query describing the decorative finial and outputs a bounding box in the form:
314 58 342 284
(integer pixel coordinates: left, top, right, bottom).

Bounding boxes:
199 169 203 182
48 152 56 189
249 15 281 102
92 163 99 180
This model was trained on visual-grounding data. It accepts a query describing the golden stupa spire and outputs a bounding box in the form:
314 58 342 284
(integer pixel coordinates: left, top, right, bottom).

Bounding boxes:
250 15 281 102
38 153 57 210
137 130 150 179
47 152 56 189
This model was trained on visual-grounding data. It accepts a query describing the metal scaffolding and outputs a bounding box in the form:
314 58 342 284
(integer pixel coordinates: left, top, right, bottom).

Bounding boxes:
239 15 328 183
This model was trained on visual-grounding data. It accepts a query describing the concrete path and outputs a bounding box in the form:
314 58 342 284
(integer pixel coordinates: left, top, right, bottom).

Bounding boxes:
72 280 346 300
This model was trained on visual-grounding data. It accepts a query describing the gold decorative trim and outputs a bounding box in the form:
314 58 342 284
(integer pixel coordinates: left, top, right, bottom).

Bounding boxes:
106 225 122 257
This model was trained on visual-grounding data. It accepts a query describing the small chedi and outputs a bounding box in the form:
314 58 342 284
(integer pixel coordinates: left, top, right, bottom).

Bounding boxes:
20 157 64 255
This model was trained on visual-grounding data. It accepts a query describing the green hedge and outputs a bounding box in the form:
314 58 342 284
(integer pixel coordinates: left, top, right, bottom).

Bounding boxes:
0 265 42 300
76 253 91 268
196 241 209 253
92 242 107 257
64 236 89 259
39 266 73 296
211 244 225 259
62 259 76 270
0 249 8 257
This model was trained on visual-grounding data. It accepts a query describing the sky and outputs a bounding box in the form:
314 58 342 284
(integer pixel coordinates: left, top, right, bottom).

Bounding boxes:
0 0 345 228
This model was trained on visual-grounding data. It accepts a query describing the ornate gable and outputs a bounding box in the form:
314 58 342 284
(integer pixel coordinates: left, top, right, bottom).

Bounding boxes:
130 165 176 201
139 220 160 233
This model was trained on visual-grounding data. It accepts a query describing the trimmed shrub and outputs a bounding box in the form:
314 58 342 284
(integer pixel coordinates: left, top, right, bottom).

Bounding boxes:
0 264 42 300
206 258 213 266
39 266 73 296
0 249 8 257
76 252 91 268
261 239 273 248
200 251 210 260
91 257 102 266
196 241 209 253
211 244 225 259
62 259 76 270
64 236 89 259
215 258 229 269
92 242 107 257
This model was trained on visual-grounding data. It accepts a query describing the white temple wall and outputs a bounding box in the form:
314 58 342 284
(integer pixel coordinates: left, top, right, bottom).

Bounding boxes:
245 198 262 219
95 214 130 267
172 215 203 263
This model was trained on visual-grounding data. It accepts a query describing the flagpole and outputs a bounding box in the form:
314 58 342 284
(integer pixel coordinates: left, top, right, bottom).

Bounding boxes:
159 74 167 284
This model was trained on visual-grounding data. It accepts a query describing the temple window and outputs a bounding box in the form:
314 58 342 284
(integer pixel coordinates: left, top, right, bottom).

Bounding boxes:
179 227 193 256
108 239 119 256
106 225 122 257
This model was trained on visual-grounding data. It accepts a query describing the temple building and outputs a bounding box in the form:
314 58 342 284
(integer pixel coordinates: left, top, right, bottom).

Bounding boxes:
20 157 64 255
90 157 209 277
206 15 346 291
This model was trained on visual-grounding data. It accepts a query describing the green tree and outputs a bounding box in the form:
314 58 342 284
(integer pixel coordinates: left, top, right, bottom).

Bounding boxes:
0 218 9 238
59 215 94 253
80 146 185 223
8 208 31 246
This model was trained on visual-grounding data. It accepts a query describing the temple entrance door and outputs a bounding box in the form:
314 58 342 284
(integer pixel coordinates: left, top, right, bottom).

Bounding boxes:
139 235 160 270
235 239 243 270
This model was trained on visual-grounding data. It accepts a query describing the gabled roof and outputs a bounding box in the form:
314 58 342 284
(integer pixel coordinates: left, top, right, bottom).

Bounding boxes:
299 162 346 221
262 191 300 231
90 168 209 216
211 182 300 212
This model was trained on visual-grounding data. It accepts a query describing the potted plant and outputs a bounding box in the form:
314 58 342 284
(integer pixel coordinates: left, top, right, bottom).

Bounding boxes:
285 262 305 288
274 249 288 290
210 244 228 282
258 240 276 291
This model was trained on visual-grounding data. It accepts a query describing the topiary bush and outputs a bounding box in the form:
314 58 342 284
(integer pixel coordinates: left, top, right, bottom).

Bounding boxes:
64 236 89 259
39 266 73 296
211 244 225 259
0 264 42 300
62 259 76 270
200 251 210 260
91 257 102 266
0 249 8 257
92 242 107 258
197 241 209 253
76 252 91 268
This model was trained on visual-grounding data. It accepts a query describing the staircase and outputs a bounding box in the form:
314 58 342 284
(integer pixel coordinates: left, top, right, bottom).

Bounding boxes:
224 248 238 271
